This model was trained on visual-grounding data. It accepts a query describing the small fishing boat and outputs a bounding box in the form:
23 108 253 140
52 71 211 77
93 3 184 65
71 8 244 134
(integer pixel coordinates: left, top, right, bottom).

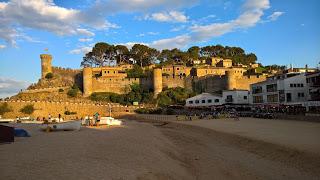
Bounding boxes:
99 117 122 126
40 120 81 131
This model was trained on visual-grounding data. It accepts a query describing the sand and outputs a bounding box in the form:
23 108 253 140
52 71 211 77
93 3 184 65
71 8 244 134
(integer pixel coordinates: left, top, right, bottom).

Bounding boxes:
1 118 320 180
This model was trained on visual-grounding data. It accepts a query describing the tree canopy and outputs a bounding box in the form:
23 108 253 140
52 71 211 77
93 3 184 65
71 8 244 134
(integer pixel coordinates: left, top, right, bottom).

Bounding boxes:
81 42 259 67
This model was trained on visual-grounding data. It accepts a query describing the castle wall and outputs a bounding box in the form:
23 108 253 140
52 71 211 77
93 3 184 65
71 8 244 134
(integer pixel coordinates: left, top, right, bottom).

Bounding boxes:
162 75 185 89
91 77 153 94
1 100 138 119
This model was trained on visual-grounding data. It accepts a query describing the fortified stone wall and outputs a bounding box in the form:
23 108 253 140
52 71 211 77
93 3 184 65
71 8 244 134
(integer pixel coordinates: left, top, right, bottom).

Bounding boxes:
162 75 186 89
1 101 138 119
52 66 82 88
231 75 267 90
92 77 153 94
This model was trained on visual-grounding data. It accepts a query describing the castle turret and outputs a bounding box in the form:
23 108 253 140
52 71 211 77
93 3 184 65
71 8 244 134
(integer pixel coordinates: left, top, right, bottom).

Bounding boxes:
226 70 236 90
83 67 93 97
153 68 163 98
40 54 52 79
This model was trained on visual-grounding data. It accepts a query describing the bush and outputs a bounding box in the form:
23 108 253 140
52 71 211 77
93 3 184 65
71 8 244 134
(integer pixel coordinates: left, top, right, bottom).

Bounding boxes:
45 72 53 79
20 104 34 115
58 88 64 92
134 108 163 114
64 110 77 115
0 103 12 115
67 85 79 97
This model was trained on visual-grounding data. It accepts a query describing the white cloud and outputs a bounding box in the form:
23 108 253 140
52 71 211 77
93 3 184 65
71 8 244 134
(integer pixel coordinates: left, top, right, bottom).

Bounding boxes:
0 44 6 49
69 46 92 55
91 0 197 14
78 38 93 42
0 0 117 46
0 77 30 98
150 0 271 49
144 11 188 23
170 25 186 32
268 11 284 21
151 35 191 50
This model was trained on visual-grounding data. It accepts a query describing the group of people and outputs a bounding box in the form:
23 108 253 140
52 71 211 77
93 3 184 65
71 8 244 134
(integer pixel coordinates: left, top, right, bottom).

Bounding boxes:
84 112 100 126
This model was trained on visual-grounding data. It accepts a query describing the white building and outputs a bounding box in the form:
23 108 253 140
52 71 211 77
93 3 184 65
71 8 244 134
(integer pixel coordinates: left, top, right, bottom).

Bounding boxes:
223 90 249 104
250 73 308 106
185 90 249 107
185 93 223 107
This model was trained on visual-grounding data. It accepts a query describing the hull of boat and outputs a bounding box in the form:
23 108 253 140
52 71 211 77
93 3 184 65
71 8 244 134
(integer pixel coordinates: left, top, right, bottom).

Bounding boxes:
41 120 81 131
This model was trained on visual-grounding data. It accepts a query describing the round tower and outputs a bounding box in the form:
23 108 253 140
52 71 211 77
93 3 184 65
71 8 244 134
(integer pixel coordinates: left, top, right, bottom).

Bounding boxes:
226 70 236 90
40 54 52 79
153 68 163 98
83 67 93 97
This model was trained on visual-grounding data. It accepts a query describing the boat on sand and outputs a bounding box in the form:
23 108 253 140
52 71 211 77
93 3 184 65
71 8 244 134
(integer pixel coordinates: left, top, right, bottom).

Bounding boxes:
99 117 122 126
40 120 81 131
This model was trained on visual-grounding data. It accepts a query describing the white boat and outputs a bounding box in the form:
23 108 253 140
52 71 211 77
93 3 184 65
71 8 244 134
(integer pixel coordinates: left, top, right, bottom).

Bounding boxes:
99 117 122 126
0 119 15 123
40 120 81 131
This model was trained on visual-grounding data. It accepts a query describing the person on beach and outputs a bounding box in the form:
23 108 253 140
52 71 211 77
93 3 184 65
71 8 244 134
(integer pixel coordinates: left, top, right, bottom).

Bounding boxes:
58 114 61 122
48 114 51 121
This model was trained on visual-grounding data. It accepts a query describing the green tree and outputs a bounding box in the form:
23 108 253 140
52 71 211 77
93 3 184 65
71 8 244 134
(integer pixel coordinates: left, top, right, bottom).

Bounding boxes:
20 104 34 115
45 72 53 79
0 103 12 115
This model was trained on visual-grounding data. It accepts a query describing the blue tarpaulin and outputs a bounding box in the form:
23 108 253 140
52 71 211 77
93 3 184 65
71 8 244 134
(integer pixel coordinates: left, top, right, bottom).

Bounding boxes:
14 128 30 137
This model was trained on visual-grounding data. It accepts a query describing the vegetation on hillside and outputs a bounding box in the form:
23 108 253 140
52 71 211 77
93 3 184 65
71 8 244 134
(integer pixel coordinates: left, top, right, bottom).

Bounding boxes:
45 72 53 79
0 103 12 115
81 42 259 67
67 85 80 97
20 104 34 115
156 87 195 107
90 83 154 105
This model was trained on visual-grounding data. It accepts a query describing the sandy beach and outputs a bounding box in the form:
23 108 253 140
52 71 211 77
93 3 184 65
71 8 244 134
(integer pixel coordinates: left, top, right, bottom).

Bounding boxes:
1 118 320 180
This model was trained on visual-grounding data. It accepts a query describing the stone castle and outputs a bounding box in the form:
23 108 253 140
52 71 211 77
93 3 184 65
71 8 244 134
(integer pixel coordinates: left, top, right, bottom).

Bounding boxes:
38 54 267 97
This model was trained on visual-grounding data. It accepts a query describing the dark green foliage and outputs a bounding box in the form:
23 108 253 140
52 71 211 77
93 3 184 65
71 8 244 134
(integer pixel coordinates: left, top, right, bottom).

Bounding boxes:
20 104 34 115
67 85 79 97
64 110 77 115
58 88 64 92
134 108 163 114
126 64 145 78
82 42 259 68
90 83 153 105
0 103 12 115
157 87 194 107
45 72 53 79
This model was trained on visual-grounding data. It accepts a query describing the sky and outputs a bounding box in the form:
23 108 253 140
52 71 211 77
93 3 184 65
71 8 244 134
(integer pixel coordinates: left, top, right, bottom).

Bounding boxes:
0 0 319 98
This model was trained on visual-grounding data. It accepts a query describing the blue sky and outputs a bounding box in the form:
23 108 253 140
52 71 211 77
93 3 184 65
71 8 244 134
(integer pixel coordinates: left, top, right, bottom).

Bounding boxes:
0 0 319 97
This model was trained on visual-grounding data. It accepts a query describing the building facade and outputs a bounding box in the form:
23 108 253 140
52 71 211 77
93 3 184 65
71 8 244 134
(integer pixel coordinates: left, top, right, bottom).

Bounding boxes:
250 73 308 106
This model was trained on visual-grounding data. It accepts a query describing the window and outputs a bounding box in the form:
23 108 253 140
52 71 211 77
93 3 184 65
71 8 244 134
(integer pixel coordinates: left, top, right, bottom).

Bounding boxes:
253 96 263 103
107 71 110 73
244 96 247 100
114 71 116 73
266 84 277 92
201 100 206 103
294 84 296 87
301 84 304 87
267 94 278 102
286 93 292 102
177 68 180 70
208 99 212 103
290 84 293 87
188 101 193 104
215 99 219 103
252 86 262 94
298 93 305 98
195 100 199 104
105 71 107 73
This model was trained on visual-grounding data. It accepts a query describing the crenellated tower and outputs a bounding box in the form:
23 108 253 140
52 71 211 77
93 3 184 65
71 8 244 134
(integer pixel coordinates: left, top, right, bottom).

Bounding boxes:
40 54 52 79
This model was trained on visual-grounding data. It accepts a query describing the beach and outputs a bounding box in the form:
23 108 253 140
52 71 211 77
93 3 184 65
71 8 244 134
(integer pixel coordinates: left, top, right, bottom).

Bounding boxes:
1 118 320 180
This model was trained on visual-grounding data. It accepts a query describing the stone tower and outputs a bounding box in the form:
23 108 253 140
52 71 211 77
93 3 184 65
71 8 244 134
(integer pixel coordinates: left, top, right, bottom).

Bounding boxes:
153 68 163 98
83 67 93 97
40 54 52 79
226 70 236 90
